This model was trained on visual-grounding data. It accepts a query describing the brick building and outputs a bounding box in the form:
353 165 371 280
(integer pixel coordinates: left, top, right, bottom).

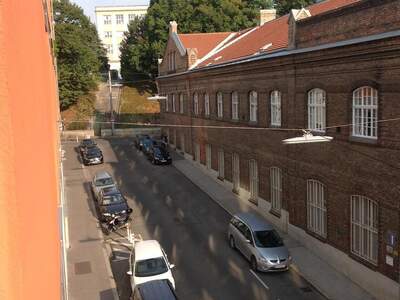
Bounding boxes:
156 0 400 299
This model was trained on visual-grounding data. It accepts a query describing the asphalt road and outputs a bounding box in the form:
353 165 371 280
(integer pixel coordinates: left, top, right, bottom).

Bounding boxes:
64 138 326 300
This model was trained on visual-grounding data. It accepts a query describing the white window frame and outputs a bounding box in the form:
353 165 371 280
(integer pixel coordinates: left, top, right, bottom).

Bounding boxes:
270 167 282 213
193 93 199 115
231 91 239 120
204 93 210 117
106 44 113 55
104 15 111 25
351 195 378 265
249 159 258 202
217 92 223 118
206 144 211 169
307 180 327 238
232 153 240 192
179 94 184 114
352 86 378 139
249 91 258 122
172 94 176 112
270 90 281 127
128 14 136 22
218 149 224 179
165 95 169 112
116 14 124 25
308 88 326 132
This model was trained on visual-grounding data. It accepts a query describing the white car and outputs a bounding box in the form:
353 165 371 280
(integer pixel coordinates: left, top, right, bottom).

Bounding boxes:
127 240 175 290
91 171 116 200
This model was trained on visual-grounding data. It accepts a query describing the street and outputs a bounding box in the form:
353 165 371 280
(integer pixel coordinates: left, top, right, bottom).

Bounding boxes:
63 138 326 300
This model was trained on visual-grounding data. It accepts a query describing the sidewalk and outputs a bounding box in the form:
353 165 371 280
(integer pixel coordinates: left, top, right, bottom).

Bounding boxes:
172 152 376 300
64 142 118 300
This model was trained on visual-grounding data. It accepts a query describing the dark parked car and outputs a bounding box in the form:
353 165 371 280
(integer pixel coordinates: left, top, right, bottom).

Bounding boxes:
147 146 172 165
132 280 178 300
134 134 150 150
142 138 154 155
82 147 103 165
96 186 132 223
79 138 97 153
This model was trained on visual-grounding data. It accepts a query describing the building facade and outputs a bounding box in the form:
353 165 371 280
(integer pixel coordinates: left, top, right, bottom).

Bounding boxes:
95 5 148 76
156 1 400 299
0 0 62 299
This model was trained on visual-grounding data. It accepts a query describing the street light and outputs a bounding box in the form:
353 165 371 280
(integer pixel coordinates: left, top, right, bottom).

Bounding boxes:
147 95 167 101
282 130 333 144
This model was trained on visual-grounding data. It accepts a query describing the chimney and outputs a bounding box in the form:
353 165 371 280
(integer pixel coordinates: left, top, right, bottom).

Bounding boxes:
260 9 276 26
169 21 177 34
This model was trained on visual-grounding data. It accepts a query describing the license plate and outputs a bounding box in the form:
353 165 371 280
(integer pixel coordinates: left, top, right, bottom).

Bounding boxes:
161 160 166 162
275 265 286 269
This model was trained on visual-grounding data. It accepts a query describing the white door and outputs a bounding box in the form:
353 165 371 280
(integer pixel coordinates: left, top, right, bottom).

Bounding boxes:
232 153 240 192
249 159 258 204
206 144 211 169
218 149 224 179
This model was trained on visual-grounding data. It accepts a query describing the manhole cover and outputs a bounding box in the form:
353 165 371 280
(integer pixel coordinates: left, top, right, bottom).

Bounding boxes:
300 286 313 293
74 261 92 275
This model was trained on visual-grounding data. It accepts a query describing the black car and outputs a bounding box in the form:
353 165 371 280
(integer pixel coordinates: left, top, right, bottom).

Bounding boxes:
79 138 97 153
97 186 132 223
142 138 154 155
82 147 103 165
133 280 178 300
135 134 150 150
148 146 172 165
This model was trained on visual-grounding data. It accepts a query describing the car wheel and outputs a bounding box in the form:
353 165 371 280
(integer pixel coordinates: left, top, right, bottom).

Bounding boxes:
250 256 258 272
229 236 236 249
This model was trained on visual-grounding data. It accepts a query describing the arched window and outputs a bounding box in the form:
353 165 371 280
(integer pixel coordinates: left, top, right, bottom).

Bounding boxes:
351 195 378 264
193 93 199 115
308 89 326 132
307 179 326 238
249 91 258 122
204 93 210 117
352 86 378 139
231 91 239 120
179 93 184 114
217 92 223 118
270 90 281 127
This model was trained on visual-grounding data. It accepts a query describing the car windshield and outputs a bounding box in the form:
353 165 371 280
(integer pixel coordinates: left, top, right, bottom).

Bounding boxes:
102 194 124 205
253 230 284 248
154 147 167 156
95 178 113 186
83 139 95 146
135 257 168 277
87 149 100 156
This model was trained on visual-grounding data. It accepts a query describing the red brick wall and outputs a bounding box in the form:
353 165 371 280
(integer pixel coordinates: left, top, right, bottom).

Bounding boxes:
296 0 400 48
158 35 400 281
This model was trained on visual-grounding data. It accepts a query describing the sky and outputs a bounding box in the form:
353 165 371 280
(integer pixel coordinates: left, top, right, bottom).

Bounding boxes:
71 0 150 22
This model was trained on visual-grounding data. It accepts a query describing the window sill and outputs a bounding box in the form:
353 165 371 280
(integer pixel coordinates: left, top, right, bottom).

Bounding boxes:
269 209 281 218
349 136 378 145
217 176 224 181
270 124 282 128
248 121 258 126
231 118 239 122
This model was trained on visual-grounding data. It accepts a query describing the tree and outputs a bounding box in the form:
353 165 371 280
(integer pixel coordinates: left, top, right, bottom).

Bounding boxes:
54 0 107 110
274 0 318 16
120 0 273 81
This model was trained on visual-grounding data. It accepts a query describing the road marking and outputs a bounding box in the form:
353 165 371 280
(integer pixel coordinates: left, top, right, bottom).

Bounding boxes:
250 269 270 291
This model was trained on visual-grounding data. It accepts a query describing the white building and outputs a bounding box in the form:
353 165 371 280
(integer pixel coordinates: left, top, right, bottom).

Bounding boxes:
95 5 148 77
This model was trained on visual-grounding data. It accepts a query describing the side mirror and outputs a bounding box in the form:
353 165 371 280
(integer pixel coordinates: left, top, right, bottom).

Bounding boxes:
169 264 175 269
126 270 133 276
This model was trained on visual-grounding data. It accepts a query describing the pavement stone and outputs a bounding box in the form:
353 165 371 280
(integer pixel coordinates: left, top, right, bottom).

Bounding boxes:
171 151 376 300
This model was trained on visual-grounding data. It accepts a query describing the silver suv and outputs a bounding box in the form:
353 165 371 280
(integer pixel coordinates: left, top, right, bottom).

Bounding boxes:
91 171 116 200
228 212 291 272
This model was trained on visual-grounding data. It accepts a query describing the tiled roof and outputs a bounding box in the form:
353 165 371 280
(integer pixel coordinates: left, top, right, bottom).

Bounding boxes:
178 32 233 59
197 0 362 68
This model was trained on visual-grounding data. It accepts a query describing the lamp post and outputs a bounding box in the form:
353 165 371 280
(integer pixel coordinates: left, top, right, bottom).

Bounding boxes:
108 70 115 136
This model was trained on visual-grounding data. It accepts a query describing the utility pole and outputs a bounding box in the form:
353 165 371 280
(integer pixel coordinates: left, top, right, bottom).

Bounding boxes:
108 69 115 136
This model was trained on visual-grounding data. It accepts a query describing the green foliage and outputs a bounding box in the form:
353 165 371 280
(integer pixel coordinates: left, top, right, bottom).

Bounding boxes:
55 0 107 110
120 0 273 81
274 0 318 16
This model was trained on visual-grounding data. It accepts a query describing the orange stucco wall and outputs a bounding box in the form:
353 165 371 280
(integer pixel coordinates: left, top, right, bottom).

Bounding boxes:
0 1 61 299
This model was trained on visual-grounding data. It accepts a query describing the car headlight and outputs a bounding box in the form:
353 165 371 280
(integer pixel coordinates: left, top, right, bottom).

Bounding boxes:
259 257 269 263
103 213 111 216
121 210 126 214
